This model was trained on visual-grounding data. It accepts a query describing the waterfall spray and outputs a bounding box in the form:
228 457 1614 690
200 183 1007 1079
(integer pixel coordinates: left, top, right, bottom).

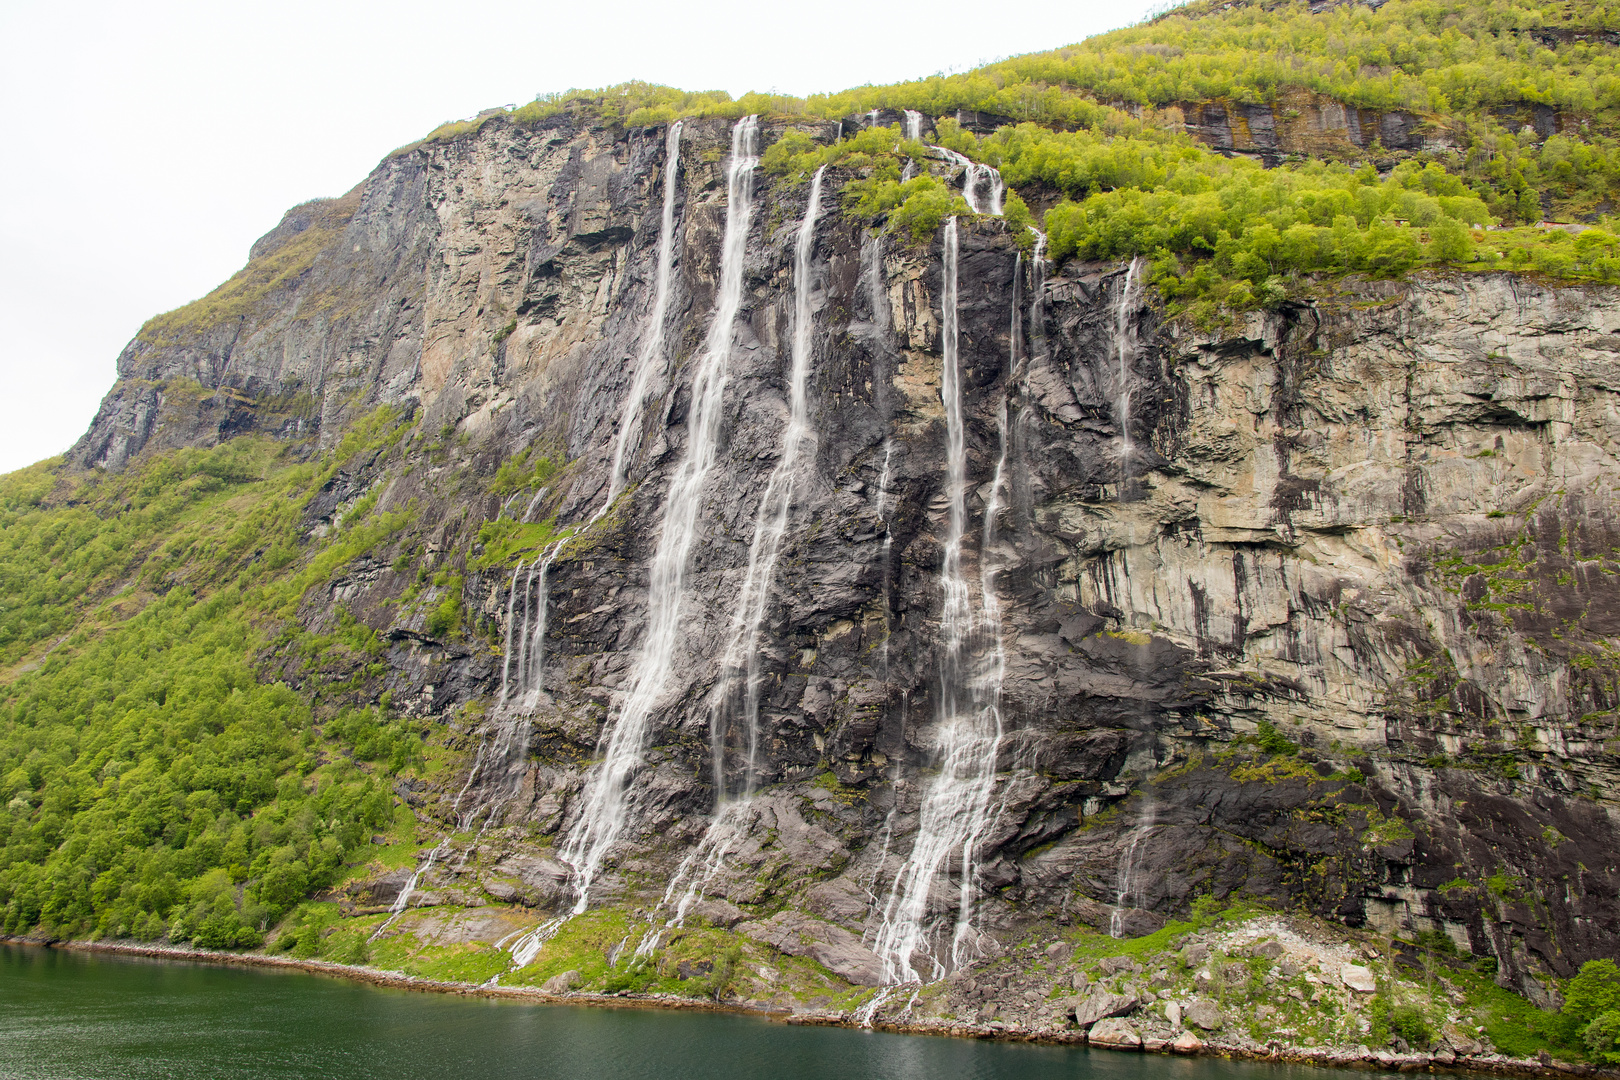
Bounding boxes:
1109 796 1157 938
709 165 824 799
869 217 1005 984
1115 257 1141 498
937 149 1003 217
559 116 761 915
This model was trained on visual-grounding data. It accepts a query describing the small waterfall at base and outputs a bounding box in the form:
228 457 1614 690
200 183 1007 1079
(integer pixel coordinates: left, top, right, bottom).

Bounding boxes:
1109 796 1157 938
369 726 504 941
1114 256 1142 498
558 116 761 917
709 165 824 798
869 217 1006 985
600 121 684 518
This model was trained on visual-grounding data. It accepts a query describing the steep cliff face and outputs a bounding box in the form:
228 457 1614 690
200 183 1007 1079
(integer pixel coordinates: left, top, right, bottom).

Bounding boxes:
73 111 1620 1011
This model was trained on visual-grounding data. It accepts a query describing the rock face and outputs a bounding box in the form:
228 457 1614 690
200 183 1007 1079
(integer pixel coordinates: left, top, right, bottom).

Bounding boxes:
73 110 1620 1001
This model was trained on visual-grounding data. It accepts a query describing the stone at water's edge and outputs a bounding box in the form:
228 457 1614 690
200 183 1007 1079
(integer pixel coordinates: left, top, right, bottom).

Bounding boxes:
1089 1018 1143 1049
541 970 582 994
1171 1032 1204 1054
1069 991 1138 1027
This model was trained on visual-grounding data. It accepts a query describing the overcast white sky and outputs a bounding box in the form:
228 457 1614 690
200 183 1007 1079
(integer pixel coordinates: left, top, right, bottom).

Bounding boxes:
0 0 1162 475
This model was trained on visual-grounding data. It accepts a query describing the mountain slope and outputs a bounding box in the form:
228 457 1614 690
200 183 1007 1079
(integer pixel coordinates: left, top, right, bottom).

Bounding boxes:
6 0 1620 1066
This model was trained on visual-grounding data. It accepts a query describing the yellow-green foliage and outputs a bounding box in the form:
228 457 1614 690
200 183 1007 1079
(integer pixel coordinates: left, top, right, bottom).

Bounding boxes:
473 520 566 570
0 411 426 947
1230 756 1321 783
996 0 1620 117
490 446 561 497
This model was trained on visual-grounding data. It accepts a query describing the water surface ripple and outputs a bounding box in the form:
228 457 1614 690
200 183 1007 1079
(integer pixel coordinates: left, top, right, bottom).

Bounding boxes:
1 944 1374 1080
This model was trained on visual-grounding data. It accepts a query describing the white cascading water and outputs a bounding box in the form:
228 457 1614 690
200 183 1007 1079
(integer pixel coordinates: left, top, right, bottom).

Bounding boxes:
708 166 825 797
557 116 761 916
1115 256 1141 497
1109 797 1157 938
641 166 828 948
870 235 897 681
600 121 684 518
869 217 1006 985
903 109 924 142
520 486 548 523
937 148 1003 218
1028 229 1048 363
369 721 502 941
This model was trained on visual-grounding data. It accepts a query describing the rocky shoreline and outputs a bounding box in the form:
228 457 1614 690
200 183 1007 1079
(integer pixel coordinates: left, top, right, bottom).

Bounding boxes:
7 936 1612 1079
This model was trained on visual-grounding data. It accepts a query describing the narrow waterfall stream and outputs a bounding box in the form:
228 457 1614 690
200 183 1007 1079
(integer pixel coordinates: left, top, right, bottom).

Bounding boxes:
870 217 1005 985
710 165 825 798
646 166 827 943
1114 256 1141 497
601 121 684 518
1109 797 1158 938
558 116 761 916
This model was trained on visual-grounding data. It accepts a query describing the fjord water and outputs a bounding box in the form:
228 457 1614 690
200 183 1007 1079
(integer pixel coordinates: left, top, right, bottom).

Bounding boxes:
0 946 1361 1080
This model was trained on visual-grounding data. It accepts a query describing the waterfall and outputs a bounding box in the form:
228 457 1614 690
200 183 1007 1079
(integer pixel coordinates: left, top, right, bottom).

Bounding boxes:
1028 230 1048 365
876 437 895 680
1109 797 1157 938
520 486 548 523
369 722 503 942
497 560 526 709
710 165 825 799
633 166 828 947
903 110 924 142
937 148 1003 217
869 218 1005 984
600 121 684 518
1115 256 1141 498
518 539 568 710
558 116 761 915
871 236 897 680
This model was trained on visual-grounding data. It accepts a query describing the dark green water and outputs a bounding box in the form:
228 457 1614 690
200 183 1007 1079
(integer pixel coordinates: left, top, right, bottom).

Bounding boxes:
1 944 1370 1080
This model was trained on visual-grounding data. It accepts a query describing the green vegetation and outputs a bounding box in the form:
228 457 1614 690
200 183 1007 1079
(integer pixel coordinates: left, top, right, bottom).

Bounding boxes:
1563 959 1620 1063
490 446 561 497
0 413 438 947
1253 720 1299 756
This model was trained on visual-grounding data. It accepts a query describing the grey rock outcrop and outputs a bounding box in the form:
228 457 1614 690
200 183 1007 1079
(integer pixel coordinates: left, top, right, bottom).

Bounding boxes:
734 911 885 986
1070 991 1139 1027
